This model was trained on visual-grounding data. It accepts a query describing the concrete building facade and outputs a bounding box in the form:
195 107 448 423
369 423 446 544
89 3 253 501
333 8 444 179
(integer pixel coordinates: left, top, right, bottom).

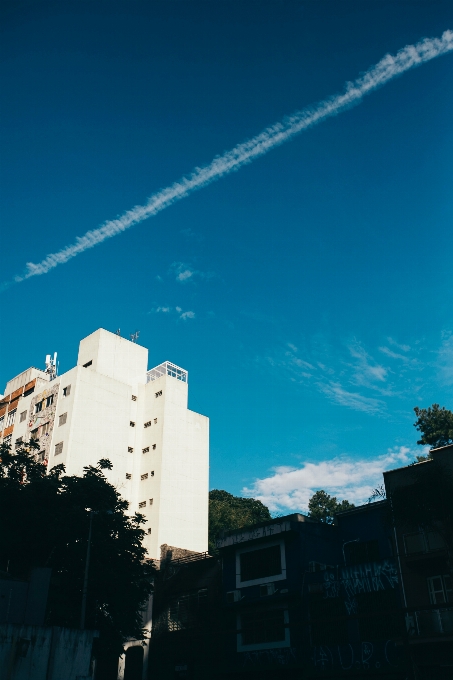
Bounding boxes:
0 328 209 559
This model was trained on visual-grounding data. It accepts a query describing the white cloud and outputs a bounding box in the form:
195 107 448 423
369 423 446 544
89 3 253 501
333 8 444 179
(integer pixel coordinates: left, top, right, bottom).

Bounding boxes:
11 31 453 283
149 305 195 321
388 338 411 352
437 332 453 386
318 382 385 414
348 342 387 385
180 310 195 321
379 346 409 361
170 261 213 284
242 446 428 513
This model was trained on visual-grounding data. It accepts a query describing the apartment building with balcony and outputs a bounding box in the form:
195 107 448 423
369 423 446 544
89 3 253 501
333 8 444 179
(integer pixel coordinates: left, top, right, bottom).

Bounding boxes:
383 444 453 679
0 328 209 560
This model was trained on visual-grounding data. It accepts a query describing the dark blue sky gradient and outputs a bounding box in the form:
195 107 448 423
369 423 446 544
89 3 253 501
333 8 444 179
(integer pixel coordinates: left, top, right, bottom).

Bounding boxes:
1 1 452 506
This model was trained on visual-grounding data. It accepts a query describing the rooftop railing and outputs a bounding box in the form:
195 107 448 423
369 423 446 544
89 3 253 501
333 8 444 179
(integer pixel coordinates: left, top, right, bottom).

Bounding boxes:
146 361 188 384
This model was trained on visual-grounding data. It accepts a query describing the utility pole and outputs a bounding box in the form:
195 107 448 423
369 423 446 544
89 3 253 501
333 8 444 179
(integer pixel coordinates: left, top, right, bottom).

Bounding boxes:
80 510 95 630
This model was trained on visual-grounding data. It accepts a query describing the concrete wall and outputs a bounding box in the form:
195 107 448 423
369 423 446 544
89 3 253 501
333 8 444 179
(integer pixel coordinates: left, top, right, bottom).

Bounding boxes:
77 329 148 388
0 624 97 680
142 373 209 557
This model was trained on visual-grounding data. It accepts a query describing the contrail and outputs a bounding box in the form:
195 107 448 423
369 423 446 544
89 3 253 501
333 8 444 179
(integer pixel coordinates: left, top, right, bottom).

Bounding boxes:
13 30 453 283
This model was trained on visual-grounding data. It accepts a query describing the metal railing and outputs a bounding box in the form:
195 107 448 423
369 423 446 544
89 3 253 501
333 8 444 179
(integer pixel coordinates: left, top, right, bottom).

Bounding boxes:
146 361 188 384
406 607 453 637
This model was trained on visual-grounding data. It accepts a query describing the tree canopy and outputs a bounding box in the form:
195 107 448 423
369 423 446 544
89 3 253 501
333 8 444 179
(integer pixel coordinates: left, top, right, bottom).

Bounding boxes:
413 404 453 450
308 490 355 523
208 489 271 553
0 440 155 656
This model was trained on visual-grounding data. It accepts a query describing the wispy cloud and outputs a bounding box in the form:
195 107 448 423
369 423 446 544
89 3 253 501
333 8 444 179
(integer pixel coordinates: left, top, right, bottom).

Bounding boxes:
170 261 213 283
9 30 453 284
437 331 453 386
242 446 428 512
348 342 388 386
318 381 385 414
388 337 411 352
180 310 195 321
379 346 410 361
149 305 195 321
256 335 425 415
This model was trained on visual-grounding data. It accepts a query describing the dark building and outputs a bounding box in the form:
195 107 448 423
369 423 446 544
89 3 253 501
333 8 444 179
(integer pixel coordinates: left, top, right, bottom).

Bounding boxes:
147 551 223 680
148 503 407 680
383 443 453 679
217 504 405 680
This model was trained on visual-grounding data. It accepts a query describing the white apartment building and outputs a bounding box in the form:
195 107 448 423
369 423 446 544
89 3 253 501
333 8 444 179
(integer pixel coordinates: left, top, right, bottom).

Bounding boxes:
0 328 209 559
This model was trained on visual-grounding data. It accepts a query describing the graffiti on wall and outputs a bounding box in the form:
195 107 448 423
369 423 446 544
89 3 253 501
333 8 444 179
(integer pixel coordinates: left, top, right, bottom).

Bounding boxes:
241 647 297 667
322 559 399 615
311 639 403 672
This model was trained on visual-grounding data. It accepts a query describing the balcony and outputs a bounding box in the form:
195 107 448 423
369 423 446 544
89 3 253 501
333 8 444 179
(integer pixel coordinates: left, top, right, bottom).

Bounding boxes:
146 362 188 384
406 608 453 637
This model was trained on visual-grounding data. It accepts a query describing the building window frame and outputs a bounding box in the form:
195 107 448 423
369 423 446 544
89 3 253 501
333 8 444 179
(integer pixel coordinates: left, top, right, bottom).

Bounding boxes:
236 540 286 589
236 608 290 652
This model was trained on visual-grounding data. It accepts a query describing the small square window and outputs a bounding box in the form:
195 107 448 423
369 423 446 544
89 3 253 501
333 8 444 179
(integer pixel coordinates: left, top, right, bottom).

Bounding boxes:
154 418 157 424
139 501 146 509
142 447 149 454
152 444 156 450
63 385 71 397
128 446 134 453
149 498 153 505
130 421 135 427
59 413 67 426
31 427 39 439
15 437 23 449
46 394 54 408
147 527 152 534
83 360 92 368
141 473 148 480
131 395 137 401
20 410 27 423
126 473 132 480
55 442 63 455
150 471 154 476
35 401 43 414
6 409 17 427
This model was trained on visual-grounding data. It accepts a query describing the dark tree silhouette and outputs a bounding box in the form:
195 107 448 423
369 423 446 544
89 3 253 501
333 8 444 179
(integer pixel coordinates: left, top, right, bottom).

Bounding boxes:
0 440 156 658
208 489 271 554
308 489 354 523
413 404 453 452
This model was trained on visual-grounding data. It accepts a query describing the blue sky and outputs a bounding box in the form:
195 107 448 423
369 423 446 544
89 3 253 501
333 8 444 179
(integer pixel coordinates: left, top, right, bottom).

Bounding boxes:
1 1 452 511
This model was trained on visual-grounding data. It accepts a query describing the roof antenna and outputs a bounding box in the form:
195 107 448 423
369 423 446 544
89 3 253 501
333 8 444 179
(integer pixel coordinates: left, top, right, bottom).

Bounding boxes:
130 330 140 343
115 329 121 336
45 352 58 381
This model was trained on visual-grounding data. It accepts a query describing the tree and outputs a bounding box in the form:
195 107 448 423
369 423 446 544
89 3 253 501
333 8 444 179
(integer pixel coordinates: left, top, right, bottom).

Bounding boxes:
308 490 354 523
413 404 453 450
208 490 271 553
0 440 156 660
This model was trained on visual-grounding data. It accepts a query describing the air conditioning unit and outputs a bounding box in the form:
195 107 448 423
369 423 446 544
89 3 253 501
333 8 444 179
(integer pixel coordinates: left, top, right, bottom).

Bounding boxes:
260 583 276 597
226 590 241 603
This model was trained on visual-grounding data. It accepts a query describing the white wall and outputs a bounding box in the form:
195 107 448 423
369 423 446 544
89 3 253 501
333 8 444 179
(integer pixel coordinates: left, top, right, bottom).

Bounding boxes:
77 328 148 388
